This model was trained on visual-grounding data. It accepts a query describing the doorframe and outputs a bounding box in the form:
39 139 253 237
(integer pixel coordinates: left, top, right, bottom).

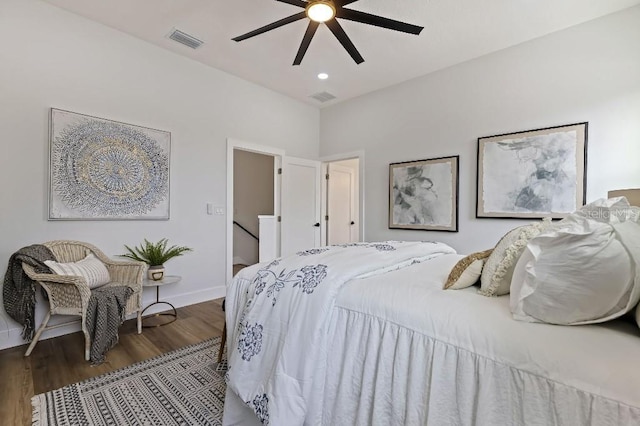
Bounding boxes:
320 150 365 245
226 138 284 284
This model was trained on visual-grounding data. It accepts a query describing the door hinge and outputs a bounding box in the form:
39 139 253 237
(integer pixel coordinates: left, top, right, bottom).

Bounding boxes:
325 215 329 221
278 168 282 175
325 173 329 180
277 216 281 222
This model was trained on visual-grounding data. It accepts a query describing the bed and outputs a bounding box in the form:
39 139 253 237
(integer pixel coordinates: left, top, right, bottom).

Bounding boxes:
222 203 640 425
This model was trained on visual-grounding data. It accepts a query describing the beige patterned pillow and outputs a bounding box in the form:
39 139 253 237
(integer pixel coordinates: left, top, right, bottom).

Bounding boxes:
479 218 552 297
444 249 493 290
45 253 111 289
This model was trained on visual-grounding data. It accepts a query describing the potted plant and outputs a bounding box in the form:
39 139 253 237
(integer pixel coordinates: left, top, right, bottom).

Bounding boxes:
121 238 193 281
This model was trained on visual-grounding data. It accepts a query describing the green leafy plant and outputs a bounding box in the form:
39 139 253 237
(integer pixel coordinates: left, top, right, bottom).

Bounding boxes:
120 238 193 266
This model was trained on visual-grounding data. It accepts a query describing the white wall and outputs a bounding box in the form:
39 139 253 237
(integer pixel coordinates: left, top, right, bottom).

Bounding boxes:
0 0 319 349
320 6 640 254
233 150 274 265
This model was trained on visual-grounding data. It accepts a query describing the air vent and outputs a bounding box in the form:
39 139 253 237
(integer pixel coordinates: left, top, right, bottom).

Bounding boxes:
168 29 204 49
310 91 336 103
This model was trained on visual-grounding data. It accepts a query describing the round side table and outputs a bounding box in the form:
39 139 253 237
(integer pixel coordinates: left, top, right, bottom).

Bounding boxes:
141 275 181 327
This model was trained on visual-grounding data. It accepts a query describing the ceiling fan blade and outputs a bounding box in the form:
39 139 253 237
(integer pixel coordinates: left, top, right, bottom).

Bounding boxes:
293 21 320 65
325 19 364 64
335 0 360 5
336 8 424 35
232 11 307 42
275 0 308 8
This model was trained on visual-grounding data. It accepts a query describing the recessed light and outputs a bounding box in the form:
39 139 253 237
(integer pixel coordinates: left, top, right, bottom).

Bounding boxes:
317 73 329 80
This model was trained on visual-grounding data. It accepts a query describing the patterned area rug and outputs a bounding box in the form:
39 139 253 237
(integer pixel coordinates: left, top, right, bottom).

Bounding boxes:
32 337 227 426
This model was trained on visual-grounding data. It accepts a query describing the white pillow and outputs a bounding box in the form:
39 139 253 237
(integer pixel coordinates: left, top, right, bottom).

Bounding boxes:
45 253 111 289
510 198 640 325
479 218 552 297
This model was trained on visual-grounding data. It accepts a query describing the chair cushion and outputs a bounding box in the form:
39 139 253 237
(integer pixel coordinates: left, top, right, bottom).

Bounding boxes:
45 253 111 289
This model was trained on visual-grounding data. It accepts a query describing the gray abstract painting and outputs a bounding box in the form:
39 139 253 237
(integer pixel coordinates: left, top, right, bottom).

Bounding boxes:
477 123 587 219
389 156 458 231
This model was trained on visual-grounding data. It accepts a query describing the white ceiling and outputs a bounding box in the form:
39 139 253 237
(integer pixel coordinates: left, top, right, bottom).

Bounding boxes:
44 0 640 107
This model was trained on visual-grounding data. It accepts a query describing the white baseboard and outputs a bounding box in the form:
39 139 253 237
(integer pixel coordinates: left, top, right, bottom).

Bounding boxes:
139 286 226 315
0 318 82 352
0 285 227 351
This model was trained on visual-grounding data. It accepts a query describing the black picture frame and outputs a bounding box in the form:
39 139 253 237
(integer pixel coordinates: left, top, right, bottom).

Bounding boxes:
389 155 459 232
476 122 588 219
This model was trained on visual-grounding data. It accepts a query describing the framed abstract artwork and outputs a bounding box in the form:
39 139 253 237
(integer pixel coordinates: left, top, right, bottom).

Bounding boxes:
49 108 171 220
389 155 459 232
476 122 587 219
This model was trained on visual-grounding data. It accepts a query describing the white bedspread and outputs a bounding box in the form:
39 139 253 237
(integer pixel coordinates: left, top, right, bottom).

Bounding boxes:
225 241 456 425
224 249 640 426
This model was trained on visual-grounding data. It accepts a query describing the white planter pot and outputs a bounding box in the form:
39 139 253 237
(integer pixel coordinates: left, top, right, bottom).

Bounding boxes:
147 265 165 281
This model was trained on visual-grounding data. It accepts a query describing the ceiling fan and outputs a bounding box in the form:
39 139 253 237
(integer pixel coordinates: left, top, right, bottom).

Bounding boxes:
232 0 424 65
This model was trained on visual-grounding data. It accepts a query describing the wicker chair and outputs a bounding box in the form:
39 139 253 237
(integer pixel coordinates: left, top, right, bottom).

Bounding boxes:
21 240 144 360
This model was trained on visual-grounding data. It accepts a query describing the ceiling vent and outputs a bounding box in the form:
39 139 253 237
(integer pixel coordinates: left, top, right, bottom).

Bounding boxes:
168 29 204 49
310 91 337 103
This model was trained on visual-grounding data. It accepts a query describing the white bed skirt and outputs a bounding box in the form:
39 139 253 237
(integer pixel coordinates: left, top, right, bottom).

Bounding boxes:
321 307 640 426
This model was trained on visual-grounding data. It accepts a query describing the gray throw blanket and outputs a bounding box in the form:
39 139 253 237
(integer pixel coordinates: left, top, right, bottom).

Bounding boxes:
86 285 133 365
2 245 55 340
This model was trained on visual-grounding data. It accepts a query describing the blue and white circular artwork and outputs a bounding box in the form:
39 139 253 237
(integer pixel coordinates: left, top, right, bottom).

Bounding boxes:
50 109 170 219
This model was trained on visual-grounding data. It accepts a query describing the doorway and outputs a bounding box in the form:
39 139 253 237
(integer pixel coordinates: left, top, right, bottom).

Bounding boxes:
323 157 361 245
233 149 274 272
226 139 283 284
226 139 325 283
226 141 365 283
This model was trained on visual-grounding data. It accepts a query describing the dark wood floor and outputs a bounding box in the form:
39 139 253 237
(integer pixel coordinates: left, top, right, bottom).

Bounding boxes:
0 298 225 426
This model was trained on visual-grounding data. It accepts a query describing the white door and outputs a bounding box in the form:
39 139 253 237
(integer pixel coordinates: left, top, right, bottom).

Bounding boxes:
281 156 322 256
327 163 356 245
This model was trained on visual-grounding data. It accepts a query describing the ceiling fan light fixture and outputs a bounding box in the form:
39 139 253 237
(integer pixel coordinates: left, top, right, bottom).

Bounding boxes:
306 0 336 23
232 0 424 66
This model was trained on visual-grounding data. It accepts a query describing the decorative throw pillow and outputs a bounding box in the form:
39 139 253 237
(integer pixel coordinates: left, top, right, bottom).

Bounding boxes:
45 253 111 289
479 218 552 297
511 198 640 325
444 249 493 290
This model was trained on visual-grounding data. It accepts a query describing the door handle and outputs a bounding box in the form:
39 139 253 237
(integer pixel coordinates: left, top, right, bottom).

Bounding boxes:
313 223 320 227
350 221 355 225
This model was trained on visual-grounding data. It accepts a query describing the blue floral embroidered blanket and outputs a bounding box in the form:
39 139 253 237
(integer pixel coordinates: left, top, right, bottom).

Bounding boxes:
225 241 456 425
